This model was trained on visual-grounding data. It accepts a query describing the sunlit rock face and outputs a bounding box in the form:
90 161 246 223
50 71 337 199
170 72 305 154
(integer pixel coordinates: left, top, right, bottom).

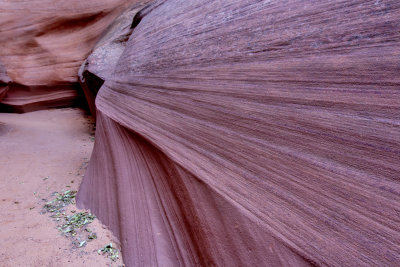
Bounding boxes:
0 0 145 112
77 0 400 266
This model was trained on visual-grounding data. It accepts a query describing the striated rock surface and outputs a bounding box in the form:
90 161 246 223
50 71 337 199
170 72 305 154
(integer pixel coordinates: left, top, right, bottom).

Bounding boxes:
0 0 146 112
77 0 400 266
79 110 311 266
78 1 154 117
0 84 82 113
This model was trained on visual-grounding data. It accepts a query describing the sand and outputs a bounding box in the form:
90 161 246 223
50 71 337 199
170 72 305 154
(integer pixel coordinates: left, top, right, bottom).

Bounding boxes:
0 108 124 267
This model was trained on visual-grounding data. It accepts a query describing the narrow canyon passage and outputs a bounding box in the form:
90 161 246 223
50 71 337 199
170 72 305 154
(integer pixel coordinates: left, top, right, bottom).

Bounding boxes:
0 108 122 266
1 0 400 266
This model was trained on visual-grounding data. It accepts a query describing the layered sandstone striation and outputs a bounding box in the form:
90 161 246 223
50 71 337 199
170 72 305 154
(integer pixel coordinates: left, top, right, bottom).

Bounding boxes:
77 0 400 266
78 111 311 266
78 1 154 117
0 0 147 112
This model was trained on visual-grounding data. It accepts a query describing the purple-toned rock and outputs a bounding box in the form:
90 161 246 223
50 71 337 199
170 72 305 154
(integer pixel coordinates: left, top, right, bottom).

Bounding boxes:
78 1 154 117
78 0 400 266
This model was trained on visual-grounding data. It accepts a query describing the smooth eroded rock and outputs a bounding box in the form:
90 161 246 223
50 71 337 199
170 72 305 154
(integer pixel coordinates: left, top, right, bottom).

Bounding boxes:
0 0 146 112
79 0 400 266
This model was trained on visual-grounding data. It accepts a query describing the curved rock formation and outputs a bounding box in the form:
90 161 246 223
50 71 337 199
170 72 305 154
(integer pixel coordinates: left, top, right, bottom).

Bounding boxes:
79 111 312 266
0 0 146 112
76 0 400 266
78 1 153 117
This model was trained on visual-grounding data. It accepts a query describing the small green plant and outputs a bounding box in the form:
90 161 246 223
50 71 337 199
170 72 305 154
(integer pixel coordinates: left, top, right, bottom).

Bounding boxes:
55 190 77 204
58 212 95 236
43 190 77 213
42 189 97 248
41 187 116 259
98 243 119 261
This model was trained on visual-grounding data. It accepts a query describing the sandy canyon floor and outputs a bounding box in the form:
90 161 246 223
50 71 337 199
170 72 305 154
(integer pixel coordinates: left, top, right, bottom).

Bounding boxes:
0 108 124 266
